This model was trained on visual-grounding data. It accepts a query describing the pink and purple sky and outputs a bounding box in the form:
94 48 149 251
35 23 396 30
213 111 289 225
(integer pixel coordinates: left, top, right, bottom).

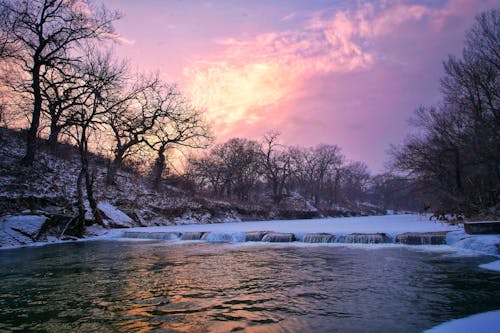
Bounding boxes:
104 0 497 171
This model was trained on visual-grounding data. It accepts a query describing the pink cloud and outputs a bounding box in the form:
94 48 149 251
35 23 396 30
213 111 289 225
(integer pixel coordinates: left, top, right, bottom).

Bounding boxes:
182 0 496 170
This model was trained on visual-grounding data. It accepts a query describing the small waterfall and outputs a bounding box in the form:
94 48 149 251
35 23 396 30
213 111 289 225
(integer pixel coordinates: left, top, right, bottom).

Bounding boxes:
180 232 206 241
261 232 295 242
395 232 447 245
245 231 269 242
122 231 180 240
302 233 335 243
337 233 391 244
201 232 245 243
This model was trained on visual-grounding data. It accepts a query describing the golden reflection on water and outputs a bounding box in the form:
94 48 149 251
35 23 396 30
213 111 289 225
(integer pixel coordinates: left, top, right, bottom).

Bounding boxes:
116 243 283 332
1 241 500 333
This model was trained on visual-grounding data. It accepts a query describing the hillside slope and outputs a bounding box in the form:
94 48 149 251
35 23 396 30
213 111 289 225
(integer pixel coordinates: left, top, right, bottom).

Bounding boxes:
0 127 384 247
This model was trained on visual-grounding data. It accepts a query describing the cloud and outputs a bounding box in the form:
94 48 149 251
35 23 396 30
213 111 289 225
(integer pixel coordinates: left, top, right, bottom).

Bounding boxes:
183 0 493 142
280 12 296 22
112 34 136 46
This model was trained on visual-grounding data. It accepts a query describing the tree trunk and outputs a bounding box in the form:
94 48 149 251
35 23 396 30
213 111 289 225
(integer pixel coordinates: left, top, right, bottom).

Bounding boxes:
85 169 103 226
75 168 86 237
454 148 463 195
48 122 61 149
106 153 123 185
152 146 166 186
22 62 42 165
78 129 104 227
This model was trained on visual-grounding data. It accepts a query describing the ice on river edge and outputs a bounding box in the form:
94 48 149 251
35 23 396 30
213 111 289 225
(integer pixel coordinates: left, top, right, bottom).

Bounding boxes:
423 310 500 333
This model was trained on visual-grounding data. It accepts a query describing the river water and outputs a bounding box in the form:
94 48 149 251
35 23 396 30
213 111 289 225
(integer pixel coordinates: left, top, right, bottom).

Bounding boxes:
0 240 499 332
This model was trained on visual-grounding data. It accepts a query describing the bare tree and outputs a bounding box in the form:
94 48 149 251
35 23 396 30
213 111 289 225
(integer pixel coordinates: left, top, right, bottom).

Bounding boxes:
144 91 211 187
290 144 344 206
341 161 370 203
104 74 164 184
0 0 120 164
186 138 262 200
391 9 499 216
261 131 292 203
66 51 126 233
40 62 88 148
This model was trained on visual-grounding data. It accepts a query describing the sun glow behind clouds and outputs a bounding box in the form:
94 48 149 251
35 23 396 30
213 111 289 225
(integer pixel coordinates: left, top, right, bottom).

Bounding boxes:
183 1 435 136
185 61 292 135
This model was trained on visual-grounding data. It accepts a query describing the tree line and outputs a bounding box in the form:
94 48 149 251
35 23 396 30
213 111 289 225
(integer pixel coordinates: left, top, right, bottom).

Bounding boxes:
390 9 499 218
185 133 415 213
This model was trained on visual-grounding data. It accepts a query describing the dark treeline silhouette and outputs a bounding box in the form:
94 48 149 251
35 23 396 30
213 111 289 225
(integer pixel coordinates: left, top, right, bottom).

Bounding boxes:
185 133 410 213
390 9 499 218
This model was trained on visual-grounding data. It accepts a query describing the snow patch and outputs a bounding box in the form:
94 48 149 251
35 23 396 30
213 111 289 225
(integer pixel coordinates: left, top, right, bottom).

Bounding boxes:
446 231 500 256
97 202 135 228
0 215 48 247
423 310 500 333
123 214 458 237
479 260 500 272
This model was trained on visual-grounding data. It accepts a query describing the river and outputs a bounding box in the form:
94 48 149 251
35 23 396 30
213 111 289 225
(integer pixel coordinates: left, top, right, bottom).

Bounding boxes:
0 240 499 332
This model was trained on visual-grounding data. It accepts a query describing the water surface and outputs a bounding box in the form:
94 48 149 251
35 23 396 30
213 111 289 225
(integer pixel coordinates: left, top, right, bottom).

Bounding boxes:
0 241 499 332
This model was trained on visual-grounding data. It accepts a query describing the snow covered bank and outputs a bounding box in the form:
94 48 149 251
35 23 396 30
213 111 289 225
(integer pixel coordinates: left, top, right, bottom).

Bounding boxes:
3 214 499 258
423 310 500 333
446 231 500 256
124 214 457 238
119 215 500 257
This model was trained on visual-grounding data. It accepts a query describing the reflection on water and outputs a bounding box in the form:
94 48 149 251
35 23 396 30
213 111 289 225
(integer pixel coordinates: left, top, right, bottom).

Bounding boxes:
0 241 499 332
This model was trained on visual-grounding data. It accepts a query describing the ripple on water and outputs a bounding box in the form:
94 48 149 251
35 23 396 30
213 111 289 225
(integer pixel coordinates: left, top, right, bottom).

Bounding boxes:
0 241 499 333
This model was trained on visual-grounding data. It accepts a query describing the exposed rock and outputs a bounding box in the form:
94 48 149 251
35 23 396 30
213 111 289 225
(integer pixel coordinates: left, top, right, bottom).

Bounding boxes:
340 233 391 244
245 231 269 242
180 231 206 240
262 232 295 242
395 232 448 245
303 233 335 243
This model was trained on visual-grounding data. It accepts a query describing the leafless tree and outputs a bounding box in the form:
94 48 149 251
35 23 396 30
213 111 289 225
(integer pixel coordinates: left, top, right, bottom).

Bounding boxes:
290 144 344 206
65 50 126 232
0 0 120 164
144 92 211 187
103 74 165 184
261 131 292 203
391 9 499 216
39 62 88 148
340 161 370 203
187 138 262 200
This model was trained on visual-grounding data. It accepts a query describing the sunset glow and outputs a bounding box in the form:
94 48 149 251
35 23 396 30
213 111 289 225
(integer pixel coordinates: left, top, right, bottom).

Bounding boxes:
106 0 497 170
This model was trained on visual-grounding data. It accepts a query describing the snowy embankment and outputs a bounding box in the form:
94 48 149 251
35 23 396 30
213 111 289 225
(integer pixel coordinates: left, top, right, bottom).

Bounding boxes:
124 214 456 238
423 310 500 333
118 214 500 259
2 212 500 264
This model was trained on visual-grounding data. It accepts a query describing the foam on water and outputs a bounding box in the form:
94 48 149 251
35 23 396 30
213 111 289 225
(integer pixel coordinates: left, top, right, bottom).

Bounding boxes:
201 232 246 243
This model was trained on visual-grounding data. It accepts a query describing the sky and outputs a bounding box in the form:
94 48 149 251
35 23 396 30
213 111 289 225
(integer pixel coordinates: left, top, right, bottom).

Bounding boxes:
103 0 497 172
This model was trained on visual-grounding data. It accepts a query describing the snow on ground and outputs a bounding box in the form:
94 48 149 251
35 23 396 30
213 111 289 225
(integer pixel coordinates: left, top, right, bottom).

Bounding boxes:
120 215 500 257
0 215 48 247
97 202 135 228
124 214 458 238
423 310 500 333
3 215 499 260
446 231 500 257
479 260 500 272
